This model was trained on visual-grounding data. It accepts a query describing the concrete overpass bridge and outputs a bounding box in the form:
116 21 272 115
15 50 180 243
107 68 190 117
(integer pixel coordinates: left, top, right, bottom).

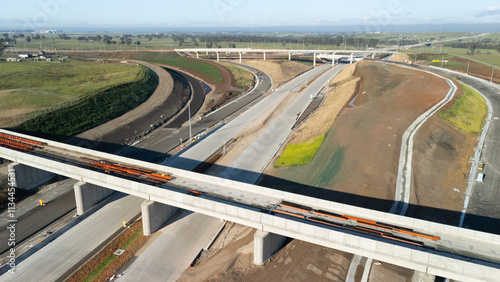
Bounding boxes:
176 48 396 66
1 129 499 281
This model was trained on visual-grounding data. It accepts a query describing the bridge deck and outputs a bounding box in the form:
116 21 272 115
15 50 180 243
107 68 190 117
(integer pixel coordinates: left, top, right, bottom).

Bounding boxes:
1 129 499 281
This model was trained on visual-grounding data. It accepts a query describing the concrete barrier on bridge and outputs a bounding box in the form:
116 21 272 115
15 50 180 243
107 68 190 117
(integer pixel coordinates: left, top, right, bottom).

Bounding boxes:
254 230 286 265
74 181 114 215
8 162 53 190
141 200 178 236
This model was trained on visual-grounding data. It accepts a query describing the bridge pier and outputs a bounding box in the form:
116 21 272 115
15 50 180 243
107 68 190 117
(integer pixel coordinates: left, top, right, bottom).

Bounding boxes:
372 53 375 59
253 230 286 265
350 53 354 64
332 52 336 66
8 162 53 190
288 52 291 61
313 52 317 68
263 52 266 60
196 52 199 59
216 52 220 62
141 200 178 236
74 181 114 215
239 52 242 63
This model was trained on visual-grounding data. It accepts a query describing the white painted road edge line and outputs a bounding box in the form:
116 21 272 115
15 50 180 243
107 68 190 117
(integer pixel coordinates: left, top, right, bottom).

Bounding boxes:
391 66 457 215
459 84 493 227
425 65 498 227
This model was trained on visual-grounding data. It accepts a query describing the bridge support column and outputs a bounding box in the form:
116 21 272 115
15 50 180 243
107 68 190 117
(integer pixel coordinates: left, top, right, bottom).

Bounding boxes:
253 230 285 265
289 53 292 60
263 52 266 60
8 163 53 190
141 200 178 236
196 52 199 59
372 53 375 59
332 52 336 66
239 52 242 63
313 52 317 68
216 52 220 62
74 181 114 215
350 53 354 64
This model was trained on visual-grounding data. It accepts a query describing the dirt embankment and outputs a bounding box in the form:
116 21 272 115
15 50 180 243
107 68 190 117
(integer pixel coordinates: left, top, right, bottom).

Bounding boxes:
289 63 360 144
243 60 313 88
260 61 450 211
178 224 352 282
391 52 411 63
408 84 478 224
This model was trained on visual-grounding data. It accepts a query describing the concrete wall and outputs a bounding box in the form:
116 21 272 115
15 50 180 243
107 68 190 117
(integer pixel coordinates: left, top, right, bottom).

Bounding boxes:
254 231 285 265
74 181 114 215
7 162 53 190
141 200 178 236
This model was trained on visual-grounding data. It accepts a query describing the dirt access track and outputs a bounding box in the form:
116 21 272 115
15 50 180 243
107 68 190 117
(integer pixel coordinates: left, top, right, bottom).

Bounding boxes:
260 60 452 212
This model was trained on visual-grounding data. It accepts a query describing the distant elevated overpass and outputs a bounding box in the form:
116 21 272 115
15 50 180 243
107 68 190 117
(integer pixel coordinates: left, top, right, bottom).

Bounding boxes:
1 129 499 281
176 48 396 66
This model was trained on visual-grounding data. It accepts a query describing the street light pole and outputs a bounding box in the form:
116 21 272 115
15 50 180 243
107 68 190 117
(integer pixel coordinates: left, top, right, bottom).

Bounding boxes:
188 102 192 142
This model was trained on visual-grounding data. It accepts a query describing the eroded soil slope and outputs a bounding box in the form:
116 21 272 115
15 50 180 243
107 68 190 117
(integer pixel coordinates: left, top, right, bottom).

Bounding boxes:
260 61 450 211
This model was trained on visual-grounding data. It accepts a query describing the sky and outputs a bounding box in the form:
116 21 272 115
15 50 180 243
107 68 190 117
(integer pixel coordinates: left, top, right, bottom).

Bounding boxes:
1 0 500 31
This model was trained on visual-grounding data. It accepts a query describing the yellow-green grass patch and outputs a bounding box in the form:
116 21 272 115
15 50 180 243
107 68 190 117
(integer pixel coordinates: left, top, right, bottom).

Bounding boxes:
439 84 487 135
275 134 326 167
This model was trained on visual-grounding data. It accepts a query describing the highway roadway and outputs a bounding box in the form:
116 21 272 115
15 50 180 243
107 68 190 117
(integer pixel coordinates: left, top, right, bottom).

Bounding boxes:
0 63 327 281
220 64 346 183
126 63 273 157
119 63 336 281
417 66 500 234
0 193 144 282
165 64 330 171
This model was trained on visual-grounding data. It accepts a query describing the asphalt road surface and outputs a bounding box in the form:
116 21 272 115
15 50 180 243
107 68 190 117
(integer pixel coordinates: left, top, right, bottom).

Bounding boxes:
129 63 273 157
119 210 224 282
0 194 144 282
0 183 76 255
220 64 346 183
0 62 272 280
165 64 330 171
423 67 500 234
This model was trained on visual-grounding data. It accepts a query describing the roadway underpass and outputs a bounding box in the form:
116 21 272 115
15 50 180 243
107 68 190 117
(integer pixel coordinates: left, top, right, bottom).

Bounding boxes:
0 129 499 282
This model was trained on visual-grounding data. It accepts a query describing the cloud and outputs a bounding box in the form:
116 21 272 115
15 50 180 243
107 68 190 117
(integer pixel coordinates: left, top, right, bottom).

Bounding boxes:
475 6 500 17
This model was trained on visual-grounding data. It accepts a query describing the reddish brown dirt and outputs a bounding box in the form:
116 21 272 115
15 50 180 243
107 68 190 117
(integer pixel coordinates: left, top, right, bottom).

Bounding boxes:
260 61 450 211
178 224 353 282
408 92 478 225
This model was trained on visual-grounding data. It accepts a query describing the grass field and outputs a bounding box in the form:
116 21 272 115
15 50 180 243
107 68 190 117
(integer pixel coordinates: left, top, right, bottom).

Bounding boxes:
439 84 488 135
0 60 145 127
16 67 157 138
68 51 224 84
407 46 500 68
218 62 254 89
275 134 326 167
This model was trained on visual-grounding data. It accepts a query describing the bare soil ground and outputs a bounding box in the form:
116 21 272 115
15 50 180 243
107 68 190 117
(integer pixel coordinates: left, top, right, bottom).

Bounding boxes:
242 60 313 88
289 63 359 144
178 224 353 282
391 53 411 63
408 88 478 225
260 61 450 211
368 261 415 282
